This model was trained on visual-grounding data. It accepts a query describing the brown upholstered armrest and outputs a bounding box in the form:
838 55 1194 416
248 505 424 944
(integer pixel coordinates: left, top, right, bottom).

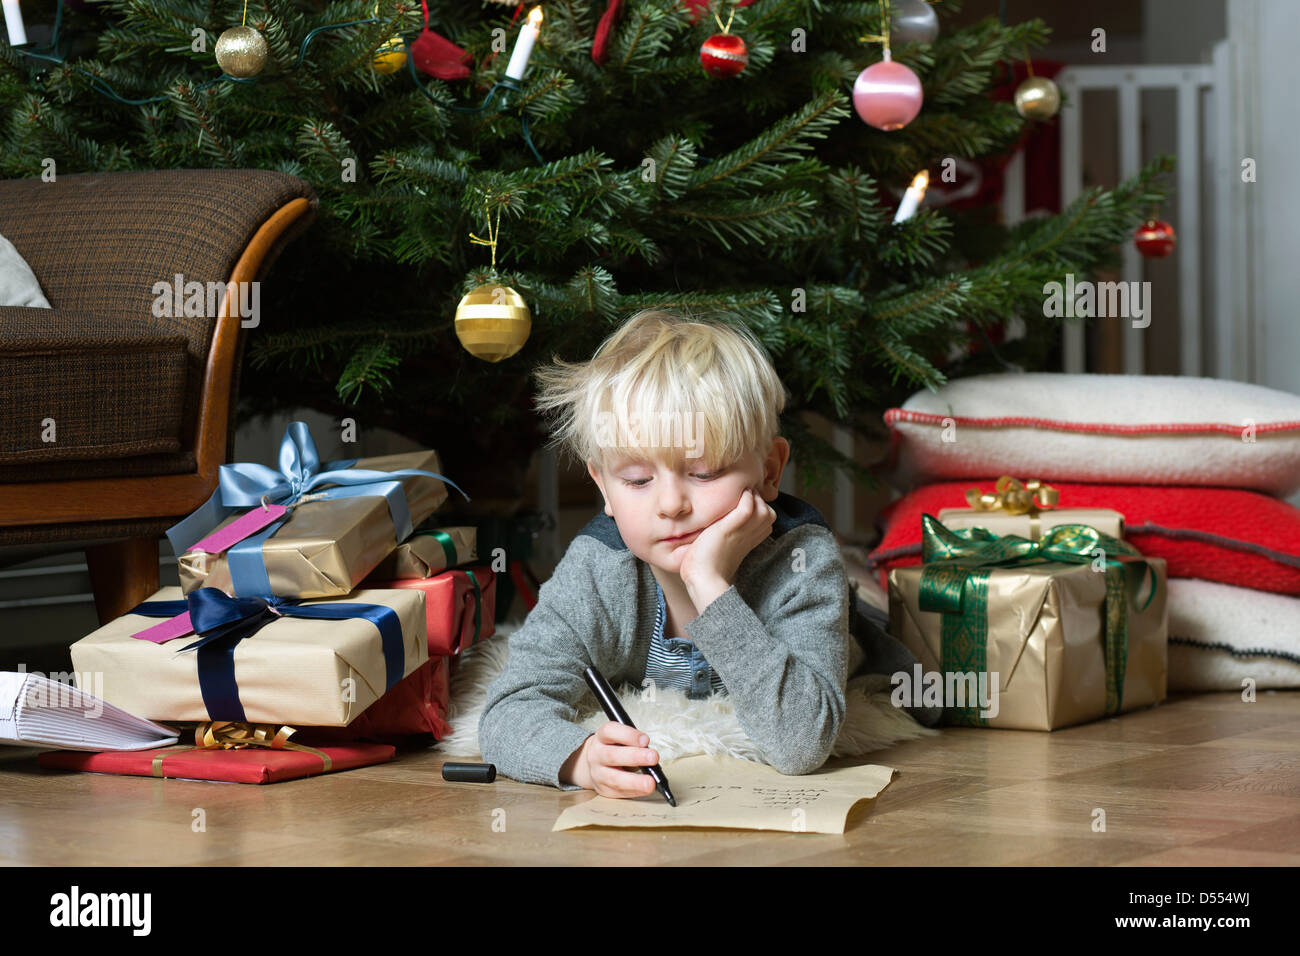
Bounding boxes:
0 170 317 526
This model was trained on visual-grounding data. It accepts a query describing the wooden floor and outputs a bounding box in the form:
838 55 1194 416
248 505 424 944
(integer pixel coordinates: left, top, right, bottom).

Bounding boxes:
2 689 1298 866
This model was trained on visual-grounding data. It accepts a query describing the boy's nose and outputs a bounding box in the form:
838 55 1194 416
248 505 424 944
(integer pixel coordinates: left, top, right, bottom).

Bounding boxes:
656 473 690 517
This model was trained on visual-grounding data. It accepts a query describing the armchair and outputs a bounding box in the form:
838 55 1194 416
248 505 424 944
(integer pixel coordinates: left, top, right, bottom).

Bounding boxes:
0 168 318 624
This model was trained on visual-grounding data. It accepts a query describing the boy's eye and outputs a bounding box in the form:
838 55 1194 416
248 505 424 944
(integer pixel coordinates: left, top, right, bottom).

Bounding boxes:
623 471 719 487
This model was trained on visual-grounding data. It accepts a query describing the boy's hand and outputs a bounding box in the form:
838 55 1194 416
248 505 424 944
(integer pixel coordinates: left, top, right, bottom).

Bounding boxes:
566 722 661 798
678 488 776 600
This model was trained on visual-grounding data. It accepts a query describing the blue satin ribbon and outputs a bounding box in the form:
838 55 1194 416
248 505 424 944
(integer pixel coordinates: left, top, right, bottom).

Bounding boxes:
165 422 470 597
131 587 407 722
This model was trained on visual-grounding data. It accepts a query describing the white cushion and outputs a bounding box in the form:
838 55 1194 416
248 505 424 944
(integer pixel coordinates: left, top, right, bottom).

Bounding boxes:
0 231 51 308
883 372 1300 496
1167 579 1300 691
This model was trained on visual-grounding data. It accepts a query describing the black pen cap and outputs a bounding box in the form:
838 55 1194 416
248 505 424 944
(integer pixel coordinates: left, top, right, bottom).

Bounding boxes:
442 762 497 783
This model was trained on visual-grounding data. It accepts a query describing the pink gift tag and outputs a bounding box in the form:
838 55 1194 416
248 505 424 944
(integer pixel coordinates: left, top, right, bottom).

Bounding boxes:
132 613 195 644
189 503 288 555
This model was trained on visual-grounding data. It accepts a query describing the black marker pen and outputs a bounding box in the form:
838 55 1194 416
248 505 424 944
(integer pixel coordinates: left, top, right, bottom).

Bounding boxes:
583 665 676 807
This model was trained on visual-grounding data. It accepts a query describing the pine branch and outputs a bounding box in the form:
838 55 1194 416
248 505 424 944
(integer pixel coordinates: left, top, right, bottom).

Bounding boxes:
686 90 852 194
337 338 401 403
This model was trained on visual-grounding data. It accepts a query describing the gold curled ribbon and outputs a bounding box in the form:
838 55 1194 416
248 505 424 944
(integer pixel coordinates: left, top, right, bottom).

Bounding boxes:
150 721 333 777
964 476 1059 516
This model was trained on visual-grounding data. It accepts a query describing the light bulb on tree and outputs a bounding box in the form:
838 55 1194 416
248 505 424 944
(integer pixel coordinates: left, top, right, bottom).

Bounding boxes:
892 170 930 223
504 6 544 83
3 0 27 46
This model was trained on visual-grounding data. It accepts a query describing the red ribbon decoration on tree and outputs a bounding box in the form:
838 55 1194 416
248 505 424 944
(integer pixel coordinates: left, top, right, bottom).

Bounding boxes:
410 0 475 79
592 0 624 64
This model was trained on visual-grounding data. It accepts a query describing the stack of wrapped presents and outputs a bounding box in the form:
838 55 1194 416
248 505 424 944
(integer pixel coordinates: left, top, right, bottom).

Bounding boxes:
38 422 501 784
864 372 1300 730
880 480 1167 731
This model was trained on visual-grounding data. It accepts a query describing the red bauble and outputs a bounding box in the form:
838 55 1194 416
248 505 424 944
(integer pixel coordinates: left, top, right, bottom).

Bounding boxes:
700 33 748 77
1134 219 1176 258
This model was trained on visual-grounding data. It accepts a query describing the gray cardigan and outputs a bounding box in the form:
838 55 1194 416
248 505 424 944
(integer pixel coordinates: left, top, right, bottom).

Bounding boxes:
478 492 851 790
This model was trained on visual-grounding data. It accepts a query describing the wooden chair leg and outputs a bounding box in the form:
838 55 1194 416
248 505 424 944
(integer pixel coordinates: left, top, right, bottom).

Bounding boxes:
86 537 161 626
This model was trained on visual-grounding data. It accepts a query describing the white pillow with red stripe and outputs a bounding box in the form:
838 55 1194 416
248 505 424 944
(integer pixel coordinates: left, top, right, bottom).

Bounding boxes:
882 373 1300 496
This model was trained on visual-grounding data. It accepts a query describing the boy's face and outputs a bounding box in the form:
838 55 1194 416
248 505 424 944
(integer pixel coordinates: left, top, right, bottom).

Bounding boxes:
587 437 790 577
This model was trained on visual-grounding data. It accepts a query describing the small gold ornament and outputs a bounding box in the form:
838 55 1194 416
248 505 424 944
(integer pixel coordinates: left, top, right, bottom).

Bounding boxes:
454 283 531 362
215 25 269 78
373 36 407 74
1014 75 1060 121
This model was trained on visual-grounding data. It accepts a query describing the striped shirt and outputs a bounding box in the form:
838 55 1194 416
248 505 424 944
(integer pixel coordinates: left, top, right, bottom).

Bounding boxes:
644 579 728 699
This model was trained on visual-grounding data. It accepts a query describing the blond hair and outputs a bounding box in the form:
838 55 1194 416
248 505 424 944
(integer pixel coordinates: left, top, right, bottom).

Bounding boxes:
532 309 787 474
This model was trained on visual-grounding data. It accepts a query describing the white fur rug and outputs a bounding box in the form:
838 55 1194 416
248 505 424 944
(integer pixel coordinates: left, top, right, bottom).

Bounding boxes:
438 619 939 764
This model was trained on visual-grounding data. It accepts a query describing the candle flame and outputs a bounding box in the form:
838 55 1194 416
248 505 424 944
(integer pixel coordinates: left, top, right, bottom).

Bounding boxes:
529 6 544 26
911 170 929 193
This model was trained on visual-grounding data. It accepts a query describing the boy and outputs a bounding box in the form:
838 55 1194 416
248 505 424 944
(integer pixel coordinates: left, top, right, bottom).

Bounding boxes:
478 309 852 797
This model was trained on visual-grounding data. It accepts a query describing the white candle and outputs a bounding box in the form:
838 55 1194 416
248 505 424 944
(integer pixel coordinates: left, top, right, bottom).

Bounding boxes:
3 0 27 46
503 6 543 82
892 170 930 224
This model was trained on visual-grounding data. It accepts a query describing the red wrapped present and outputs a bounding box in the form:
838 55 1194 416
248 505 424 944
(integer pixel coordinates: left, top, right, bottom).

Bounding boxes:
365 564 496 656
295 656 452 746
37 723 395 784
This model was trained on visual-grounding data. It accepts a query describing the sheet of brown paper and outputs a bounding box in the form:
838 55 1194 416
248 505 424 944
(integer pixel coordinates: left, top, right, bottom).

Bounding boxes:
552 754 896 833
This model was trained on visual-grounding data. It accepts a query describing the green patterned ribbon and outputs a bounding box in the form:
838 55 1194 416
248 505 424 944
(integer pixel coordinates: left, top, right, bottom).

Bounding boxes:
413 528 461 571
462 568 483 648
917 514 1157 726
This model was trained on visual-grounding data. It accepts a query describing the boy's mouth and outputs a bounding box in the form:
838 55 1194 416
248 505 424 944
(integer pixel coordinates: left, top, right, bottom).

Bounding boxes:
661 529 700 544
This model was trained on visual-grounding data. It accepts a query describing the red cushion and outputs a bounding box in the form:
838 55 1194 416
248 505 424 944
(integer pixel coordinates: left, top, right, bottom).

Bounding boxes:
867 481 1300 595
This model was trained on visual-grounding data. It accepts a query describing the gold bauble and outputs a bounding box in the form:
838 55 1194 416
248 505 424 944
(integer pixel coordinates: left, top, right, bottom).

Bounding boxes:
215 25 269 78
454 283 531 362
1014 76 1061 121
373 36 407 75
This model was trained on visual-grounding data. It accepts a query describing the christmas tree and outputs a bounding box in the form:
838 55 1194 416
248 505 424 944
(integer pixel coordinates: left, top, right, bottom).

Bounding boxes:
0 0 1172 505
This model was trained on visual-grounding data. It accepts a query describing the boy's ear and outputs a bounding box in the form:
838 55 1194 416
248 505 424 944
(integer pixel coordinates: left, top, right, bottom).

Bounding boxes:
758 437 791 501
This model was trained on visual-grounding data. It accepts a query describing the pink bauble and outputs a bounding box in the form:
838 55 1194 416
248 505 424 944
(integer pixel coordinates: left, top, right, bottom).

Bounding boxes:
852 59 924 131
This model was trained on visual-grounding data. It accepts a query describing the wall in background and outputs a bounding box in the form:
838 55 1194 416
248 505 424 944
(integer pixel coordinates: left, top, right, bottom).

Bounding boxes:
1242 1 1300 398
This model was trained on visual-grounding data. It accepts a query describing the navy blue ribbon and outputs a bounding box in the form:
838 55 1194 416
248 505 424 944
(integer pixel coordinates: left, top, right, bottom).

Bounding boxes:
131 588 406 722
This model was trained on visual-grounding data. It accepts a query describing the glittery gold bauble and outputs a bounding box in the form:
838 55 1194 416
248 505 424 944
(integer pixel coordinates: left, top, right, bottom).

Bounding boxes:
454 283 531 362
1014 76 1061 121
215 25 269 78
373 36 407 75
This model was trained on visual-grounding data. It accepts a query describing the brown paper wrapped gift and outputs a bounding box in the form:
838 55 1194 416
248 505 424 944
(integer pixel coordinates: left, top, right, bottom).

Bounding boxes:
70 586 429 726
936 507 1125 541
369 526 477 580
939 476 1124 541
887 517 1167 731
178 450 449 599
